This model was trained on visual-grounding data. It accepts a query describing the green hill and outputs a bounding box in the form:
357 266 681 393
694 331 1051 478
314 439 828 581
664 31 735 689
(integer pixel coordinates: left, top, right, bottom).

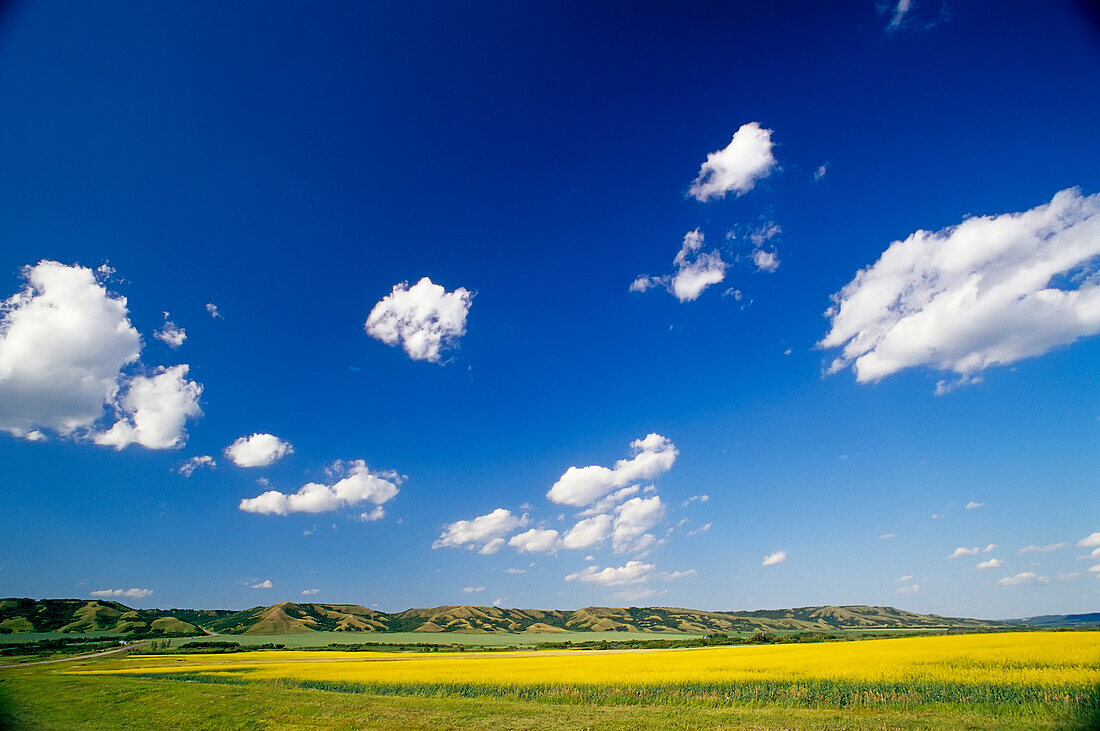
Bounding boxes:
0 599 203 637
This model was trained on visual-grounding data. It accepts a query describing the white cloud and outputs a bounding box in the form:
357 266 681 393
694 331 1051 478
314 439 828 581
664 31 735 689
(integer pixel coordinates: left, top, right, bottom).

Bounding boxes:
762 550 787 567
998 572 1049 587
681 494 709 507
751 248 780 273
879 533 897 540
813 163 829 182
94 365 202 450
504 568 526 575
1077 532 1100 548
1078 547 1100 560
205 303 222 319
1057 572 1083 581
578 486 640 518
976 558 1002 570
365 277 472 363
358 506 385 522
239 460 400 516
178 455 216 477
966 501 984 510
1089 564 1100 574
1017 543 1068 556
250 579 273 590
90 588 153 599
895 584 919 595
564 560 654 586
887 0 912 30
461 586 485 594
153 312 186 348
821 188 1100 387
561 514 614 550
948 547 980 559
225 433 293 468
432 508 528 554
492 598 503 607
659 569 697 581
896 574 915 583
612 496 665 554
301 588 320 596
983 543 998 553
0 260 140 438
631 230 727 302
547 434 677 507
688 122 778 201
508 528 561 554
687 522 712 536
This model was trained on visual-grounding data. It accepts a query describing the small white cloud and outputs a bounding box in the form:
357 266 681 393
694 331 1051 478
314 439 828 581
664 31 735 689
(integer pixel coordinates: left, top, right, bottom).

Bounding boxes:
983 543 998 553
225 433 293 468
365 277 473 363
461 586 485 594
547 434 677 507
632 230 727 302
504 568 526 575
433 508 528 554
153 312 186 348
681 494 709 507
821 188 1100 387
492 597 503 607
895 584 919 595
90 588 153 599
250 580 273 590
658 569 697 581
205 303 222 319
301 588 320 596
509 528 561 554
948 547 980 559
178 455 216 477
966 501 984 510
687 522 712 537
1088 564 1100 575
1077 532 1100 548
813 163 828 182
240 460 400 516
887 0 912 29
358 506 385 522
688 122 778 201
976 558 1002 570
879 533 897 540
1057 572 1083 581
565 560 654 586
895 574 915 583
762 550 787 567
998 572 1049 587
1017 543 1068 556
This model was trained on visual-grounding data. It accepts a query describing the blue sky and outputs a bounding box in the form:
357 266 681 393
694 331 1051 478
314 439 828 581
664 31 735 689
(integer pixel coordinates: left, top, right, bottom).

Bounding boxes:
0 1 1097 619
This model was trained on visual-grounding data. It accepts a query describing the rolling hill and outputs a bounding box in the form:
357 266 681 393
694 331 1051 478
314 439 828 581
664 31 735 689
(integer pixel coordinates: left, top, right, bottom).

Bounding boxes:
1 598 1029 637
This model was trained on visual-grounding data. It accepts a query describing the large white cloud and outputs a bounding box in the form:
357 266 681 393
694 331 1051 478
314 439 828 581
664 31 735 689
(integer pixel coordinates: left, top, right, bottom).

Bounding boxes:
94 365 202 450
565 560 654 586
547 434 677 507
365 277 473 363
821 188 1100 387
508 528 561 554
611 496 665 554
225 433 294 468
432 508 528 554
631 230 727 302
688 122 778 202
0 261 203 448
239 460 399 516
0 261 140 437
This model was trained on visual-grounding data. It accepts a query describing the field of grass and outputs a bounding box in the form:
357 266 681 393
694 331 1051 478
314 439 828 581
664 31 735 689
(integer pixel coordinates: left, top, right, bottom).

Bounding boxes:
1 631 1096 728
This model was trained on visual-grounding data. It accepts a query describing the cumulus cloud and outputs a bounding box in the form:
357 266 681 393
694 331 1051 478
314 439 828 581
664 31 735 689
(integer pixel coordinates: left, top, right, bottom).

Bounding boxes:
433 508 528 554
948 547 981 559
564 560 654 586
751 248 780 273
976 558 1002 570
250 579 273 589
611 496 665 554
1077 532 1100 548
821 188 1100 387
153 313 186 348
682 494 709 507
561 514 614 550
998 572 1049 587
688 122 778 201
365 277 473 363
94 366 202 450
509 528 561 554
0 261 203 449
205 303 221 319
90 588 153 599
631 230 727 302
762 550 788 566
178 455 216 477
239 460 400 516
461 586 485 594
301 588 320 596
966 501 984 510
225 433 294 468
547 434 677 507
1017 543 1068 556
358 506 386 522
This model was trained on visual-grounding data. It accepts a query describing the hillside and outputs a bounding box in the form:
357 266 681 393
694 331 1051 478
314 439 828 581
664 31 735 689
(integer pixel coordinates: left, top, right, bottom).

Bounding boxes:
1 599 1025 637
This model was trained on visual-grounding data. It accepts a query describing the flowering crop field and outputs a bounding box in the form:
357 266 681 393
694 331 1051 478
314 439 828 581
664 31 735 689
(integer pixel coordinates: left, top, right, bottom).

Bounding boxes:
75 632 1099 709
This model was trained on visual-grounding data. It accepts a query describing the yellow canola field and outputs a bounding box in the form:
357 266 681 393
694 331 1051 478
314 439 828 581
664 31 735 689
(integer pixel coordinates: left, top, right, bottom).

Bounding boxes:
83 632 1100 689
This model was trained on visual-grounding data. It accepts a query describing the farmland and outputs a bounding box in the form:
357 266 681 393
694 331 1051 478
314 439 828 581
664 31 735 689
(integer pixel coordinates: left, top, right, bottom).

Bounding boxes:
1 630 1095 729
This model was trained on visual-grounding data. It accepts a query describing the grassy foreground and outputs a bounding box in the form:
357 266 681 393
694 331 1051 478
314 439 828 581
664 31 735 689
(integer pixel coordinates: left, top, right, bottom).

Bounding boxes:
1 631 1097 729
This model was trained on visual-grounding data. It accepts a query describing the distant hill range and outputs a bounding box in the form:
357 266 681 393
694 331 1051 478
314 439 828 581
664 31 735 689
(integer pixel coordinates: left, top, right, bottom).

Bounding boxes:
7 598 1090 637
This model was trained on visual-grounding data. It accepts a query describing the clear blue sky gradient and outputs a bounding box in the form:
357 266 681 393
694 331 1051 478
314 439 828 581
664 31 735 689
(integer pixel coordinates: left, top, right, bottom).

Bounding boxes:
0 1 1097 618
